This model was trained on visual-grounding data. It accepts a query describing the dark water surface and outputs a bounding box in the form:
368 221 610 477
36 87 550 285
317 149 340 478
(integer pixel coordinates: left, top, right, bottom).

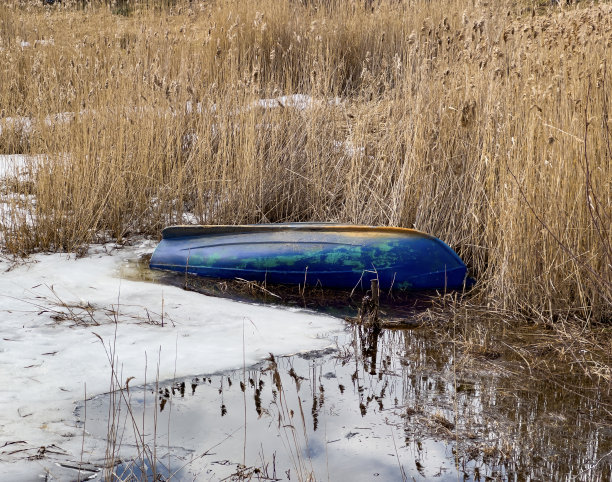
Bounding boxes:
85 255 612 481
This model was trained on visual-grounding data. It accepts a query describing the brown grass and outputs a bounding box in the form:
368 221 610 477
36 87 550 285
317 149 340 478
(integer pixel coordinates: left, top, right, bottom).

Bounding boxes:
0 0 610 324
417 292 612 383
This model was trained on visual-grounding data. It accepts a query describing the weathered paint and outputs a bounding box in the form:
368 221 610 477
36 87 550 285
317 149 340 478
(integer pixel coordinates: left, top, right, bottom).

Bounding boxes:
150 223 470 290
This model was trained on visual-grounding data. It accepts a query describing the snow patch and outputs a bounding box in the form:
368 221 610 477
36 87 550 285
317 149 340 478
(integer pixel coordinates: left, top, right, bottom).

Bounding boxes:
0 241 344 476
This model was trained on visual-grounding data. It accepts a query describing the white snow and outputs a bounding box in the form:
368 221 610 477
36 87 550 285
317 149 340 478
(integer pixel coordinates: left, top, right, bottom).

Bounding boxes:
0 116 33 137
185 94 343 115
255 94 342 110
333 139 366 158
0 113 73 136
0 95 343 137
0 154 37 179
0 155 40 239
0 240 344 479
17 38 54 49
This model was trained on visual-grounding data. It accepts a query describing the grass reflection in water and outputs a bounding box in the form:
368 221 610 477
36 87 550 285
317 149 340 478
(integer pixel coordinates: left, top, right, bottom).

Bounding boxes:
83 310 611 481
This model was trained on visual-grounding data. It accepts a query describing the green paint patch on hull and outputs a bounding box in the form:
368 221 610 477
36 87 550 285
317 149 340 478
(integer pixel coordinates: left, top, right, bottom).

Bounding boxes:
150 223 470 290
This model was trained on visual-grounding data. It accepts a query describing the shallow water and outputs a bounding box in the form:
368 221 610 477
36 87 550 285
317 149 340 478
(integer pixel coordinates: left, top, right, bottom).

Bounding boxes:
119 253 436 321
79 326 612 481
94 255 612 481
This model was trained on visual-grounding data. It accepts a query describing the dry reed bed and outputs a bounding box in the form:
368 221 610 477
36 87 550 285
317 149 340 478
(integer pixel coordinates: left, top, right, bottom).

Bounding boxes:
0 0 610 326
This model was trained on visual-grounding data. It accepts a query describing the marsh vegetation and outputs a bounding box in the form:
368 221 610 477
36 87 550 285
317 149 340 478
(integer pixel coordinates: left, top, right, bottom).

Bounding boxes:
1 0 609 319
0 0 611 478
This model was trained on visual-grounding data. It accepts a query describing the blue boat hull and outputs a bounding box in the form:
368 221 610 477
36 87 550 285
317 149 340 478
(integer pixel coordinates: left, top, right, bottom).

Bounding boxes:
149 224 469 290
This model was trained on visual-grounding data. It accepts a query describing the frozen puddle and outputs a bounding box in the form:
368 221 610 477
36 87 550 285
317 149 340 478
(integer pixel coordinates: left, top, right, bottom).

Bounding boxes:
80 323 612 482
79 334 460 481
0 241 344 480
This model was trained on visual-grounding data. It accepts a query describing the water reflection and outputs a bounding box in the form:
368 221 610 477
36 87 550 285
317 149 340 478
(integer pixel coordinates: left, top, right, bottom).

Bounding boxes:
119 253 434 321
80 323 611 481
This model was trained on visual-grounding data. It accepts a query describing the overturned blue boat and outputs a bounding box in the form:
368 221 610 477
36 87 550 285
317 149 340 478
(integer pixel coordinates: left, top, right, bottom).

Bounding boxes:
149 223 469 290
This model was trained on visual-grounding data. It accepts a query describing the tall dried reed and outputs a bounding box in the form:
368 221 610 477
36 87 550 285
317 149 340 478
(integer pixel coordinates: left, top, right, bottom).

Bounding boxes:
0 0 610 323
